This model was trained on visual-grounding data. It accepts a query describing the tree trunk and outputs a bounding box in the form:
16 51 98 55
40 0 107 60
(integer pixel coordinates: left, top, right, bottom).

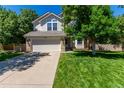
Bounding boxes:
84 37 92 50
122 42 124 51
84 38 87 49
91 38 96 55
0 43 3 50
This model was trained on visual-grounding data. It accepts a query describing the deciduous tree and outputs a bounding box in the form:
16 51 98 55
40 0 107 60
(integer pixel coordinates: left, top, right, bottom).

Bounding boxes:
17 9 38 43
63 5 117 55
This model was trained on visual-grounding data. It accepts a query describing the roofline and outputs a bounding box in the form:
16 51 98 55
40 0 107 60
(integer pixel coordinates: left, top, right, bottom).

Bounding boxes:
24 36 66 38
24 31 66 38
32 12 50 23
58 12 63 16
32 12 62 24
39 13 62 23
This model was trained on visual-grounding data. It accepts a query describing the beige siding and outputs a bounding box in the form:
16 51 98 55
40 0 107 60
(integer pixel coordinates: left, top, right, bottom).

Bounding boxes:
75 40 84 49
33 15 63 31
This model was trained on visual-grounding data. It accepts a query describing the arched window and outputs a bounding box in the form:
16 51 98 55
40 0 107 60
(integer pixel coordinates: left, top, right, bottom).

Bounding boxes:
47 19 57 31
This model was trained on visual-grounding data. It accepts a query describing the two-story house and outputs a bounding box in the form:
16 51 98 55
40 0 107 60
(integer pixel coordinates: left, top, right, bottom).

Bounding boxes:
24 12 84 52
24 12 66 52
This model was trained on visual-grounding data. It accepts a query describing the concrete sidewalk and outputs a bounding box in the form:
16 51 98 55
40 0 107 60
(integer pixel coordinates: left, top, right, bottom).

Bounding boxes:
0 52 60 88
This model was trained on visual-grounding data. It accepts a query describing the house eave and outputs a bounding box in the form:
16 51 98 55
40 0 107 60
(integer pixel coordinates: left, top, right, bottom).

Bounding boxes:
24 31 66 38
32 12 62 24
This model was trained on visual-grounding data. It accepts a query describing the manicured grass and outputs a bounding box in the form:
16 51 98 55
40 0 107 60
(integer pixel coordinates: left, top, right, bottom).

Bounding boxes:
0 51 22 61
53 51 124 88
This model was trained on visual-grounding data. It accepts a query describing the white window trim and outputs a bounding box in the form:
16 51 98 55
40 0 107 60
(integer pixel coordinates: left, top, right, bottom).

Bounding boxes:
47 19 57 31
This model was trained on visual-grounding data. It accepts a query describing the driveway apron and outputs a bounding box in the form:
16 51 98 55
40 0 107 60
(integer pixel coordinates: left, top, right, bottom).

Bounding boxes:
0 52 60 88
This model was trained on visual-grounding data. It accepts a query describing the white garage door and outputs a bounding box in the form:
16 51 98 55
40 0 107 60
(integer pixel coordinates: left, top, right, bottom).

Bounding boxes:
32 38 61 52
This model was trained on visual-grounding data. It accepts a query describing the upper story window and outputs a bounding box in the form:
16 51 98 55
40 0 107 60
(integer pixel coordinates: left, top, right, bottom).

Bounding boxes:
47 23 52 31
47 19 57 31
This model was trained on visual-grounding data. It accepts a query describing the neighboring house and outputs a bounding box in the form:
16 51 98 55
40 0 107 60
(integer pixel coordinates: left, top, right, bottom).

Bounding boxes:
24 12 76 52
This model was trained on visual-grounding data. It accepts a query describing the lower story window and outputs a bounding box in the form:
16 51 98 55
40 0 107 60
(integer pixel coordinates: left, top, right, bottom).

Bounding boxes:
77 40 82 44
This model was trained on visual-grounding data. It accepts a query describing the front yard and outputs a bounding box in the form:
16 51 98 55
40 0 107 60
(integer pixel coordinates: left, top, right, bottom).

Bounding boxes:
53 51 124 88
0 51 22 61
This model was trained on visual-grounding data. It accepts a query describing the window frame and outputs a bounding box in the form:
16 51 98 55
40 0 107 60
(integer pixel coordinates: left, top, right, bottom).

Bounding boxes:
53 23 57 31
47 19 57 31
77 40 82 44
47 22 52 31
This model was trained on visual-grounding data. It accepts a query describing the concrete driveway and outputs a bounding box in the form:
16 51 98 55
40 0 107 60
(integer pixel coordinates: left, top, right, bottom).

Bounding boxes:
0 52 60 88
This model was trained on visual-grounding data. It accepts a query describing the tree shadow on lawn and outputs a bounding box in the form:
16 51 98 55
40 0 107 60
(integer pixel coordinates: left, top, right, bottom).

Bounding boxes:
72 51 124 59
0 52 49 76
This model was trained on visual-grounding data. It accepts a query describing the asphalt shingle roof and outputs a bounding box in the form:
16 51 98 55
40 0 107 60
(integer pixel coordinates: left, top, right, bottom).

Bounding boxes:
24 31 66 37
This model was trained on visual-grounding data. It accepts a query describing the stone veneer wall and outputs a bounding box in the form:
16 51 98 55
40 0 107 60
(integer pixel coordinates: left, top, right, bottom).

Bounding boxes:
76 43 123 51
26 38 32 52
96 44 123 51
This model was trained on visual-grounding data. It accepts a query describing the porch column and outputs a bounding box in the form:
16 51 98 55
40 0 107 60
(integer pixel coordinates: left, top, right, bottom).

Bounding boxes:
82 40 84 49
26 38 32 52
61 38 65 52
75 40 77 48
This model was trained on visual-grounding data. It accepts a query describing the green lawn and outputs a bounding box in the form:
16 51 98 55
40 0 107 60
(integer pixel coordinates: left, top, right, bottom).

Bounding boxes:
0 51 22 61
53 51 124 88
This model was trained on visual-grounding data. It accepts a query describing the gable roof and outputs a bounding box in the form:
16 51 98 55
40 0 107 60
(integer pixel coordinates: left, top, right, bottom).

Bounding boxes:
32 12 62 24
58 13 63 17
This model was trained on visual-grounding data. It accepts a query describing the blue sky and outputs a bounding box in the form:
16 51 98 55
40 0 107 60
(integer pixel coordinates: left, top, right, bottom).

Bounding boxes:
2 5 62 15
2 5 124 16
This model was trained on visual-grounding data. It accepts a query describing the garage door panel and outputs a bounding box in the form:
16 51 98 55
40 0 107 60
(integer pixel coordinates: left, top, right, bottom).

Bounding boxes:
33 40 60 45
32 38 61 52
